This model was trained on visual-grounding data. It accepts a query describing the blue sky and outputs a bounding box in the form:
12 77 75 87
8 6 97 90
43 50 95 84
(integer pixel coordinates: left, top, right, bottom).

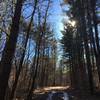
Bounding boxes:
49 0 69 40
49 0 64 40
48 0 66 65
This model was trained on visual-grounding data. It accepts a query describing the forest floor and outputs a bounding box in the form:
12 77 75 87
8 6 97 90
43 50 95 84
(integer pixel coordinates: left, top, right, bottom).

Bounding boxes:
32 86 100 100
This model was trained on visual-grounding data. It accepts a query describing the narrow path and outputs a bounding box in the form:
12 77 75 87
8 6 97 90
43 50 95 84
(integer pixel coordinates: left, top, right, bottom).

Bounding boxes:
33 86 70 100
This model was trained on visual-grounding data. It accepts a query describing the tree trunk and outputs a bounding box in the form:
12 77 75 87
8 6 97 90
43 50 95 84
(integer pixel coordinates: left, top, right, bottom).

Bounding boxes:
0 0 23 99
9 1 38 99
80 0 94 93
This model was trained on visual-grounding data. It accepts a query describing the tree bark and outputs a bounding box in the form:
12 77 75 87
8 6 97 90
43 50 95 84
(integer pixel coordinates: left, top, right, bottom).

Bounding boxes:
0 0 23 99
9 1 38 99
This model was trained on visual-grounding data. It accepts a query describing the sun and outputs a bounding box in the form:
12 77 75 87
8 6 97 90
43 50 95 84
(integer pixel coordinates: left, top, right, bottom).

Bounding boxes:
71 21 76 27
68 20 76 27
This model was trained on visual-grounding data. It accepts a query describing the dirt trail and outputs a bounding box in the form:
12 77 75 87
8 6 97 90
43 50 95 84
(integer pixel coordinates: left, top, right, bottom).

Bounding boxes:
33 86 69 100
32 86 100 100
